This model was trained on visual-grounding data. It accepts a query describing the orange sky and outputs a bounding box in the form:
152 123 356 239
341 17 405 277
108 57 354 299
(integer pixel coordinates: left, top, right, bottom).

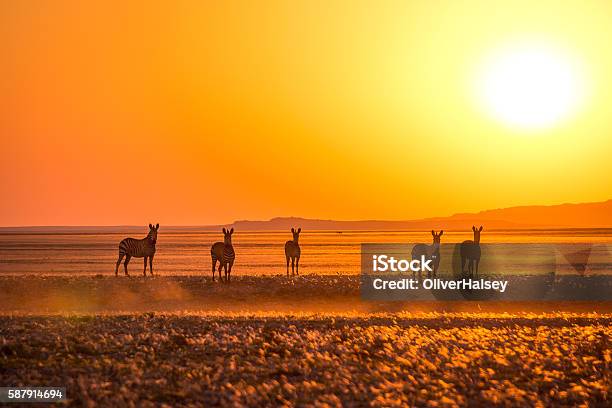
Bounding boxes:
1 1 611 226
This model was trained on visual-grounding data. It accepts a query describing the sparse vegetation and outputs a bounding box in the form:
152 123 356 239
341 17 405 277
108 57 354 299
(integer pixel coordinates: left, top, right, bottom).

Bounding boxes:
0 276 609 406
1 313 609 406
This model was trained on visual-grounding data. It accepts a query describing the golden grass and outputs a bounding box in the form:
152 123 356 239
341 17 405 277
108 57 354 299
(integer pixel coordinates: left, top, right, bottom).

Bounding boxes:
1 313 609 406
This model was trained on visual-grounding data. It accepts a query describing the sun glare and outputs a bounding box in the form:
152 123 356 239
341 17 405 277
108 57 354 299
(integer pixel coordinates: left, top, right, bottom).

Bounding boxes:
476 43 587 131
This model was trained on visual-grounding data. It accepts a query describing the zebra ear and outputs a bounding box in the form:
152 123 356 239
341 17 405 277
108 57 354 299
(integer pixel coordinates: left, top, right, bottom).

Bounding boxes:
297 228 301 234
472 225 476 232
439 230 443 236
479 226 483 232
431 230 435 236
149 223 153 229
230 228 234 234
222 228 226 234
156 223 159 230
291 228 295 233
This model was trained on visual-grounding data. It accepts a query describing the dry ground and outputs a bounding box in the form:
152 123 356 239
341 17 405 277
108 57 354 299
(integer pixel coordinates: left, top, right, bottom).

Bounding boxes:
0 275 610 314
1 313 610 407
0 276 610 406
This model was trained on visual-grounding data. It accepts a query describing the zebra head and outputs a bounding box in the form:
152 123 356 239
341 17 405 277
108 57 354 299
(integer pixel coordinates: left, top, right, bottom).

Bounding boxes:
431 230 443 244
222 227 234 246
471 225 483 243
291 227 301 243
148 223 159 244
431 229 443 252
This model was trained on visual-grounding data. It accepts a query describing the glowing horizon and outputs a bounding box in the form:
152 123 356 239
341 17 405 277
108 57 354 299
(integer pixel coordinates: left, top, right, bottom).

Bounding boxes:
1 1 611 226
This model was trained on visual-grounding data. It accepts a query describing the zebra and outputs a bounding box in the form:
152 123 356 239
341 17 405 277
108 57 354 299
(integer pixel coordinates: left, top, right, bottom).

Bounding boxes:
211 228 235 282
461 225 483 278
115 223 159 277
285 227 301 277
411 230 443 281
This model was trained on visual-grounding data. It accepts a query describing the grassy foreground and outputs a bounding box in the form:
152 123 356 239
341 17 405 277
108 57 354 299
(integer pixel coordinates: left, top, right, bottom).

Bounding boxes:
1 313 610 407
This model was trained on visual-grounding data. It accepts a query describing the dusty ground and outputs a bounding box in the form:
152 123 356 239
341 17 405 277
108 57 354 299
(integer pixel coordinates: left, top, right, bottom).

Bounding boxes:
0 275 610 313
0 276 610 406
1 313 610 407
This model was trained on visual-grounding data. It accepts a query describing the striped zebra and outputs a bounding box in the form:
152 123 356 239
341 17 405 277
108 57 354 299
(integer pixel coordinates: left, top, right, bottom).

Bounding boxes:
461 226 483 278
285 227 301 276
115 223 159 277
211 227 235 282
411 230 443 281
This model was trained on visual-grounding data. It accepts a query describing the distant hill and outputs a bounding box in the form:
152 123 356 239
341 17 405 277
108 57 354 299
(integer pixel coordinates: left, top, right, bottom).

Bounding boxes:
437 199 612 229
231 199 612 231
1 200 610 232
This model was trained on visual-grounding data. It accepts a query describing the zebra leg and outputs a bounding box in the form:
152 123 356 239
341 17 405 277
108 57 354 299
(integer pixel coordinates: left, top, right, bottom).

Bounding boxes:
115 253 125 276
428 258 435 279
291 258 295 276
212 258 217 282
218 262 224 282
286 256 290 277
474 259 479 278
143 257 147 276
223 263 228 283
295 256 300 276
227 262 233 283
149 256 154 276
124 255 132 276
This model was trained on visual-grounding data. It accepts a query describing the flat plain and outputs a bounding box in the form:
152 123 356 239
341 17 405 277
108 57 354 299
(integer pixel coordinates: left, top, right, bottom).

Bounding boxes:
0 229 610 406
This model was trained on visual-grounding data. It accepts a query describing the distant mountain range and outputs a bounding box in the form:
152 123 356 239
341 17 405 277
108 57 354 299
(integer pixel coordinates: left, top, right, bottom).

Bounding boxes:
228 199 612 231
1 200 610 232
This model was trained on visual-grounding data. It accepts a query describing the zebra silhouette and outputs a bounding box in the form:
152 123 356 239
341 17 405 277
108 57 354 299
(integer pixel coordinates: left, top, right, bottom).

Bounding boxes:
211 228 235 282
285 227 301 276
461 225 483 277
411 230 443 280
115 223 159 277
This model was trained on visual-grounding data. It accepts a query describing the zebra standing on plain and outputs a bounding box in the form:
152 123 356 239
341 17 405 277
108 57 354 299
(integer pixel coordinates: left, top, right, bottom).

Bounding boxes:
411 230 443 281
115 223 159 277
461 225 483 278
211 228 235 282
285 227 301 276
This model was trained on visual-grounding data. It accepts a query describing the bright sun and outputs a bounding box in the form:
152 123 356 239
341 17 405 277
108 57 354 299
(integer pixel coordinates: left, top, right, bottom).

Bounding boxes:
476 43 586 131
